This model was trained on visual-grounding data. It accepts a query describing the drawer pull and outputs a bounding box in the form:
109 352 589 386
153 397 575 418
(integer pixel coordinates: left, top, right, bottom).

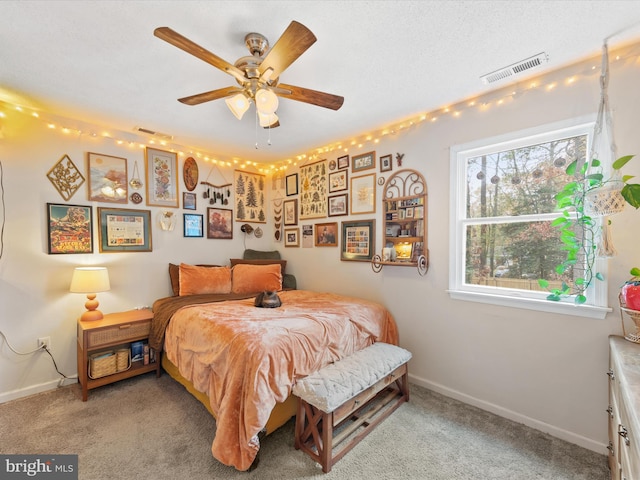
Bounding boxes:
607 369 615 380
619 425 630 446
119 324 132 329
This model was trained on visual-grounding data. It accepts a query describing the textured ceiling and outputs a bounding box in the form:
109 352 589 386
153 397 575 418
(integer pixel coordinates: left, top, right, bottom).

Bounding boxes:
2 1 640 163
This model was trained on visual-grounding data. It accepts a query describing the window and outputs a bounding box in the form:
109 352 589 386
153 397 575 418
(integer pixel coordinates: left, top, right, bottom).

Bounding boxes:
449 118 609 318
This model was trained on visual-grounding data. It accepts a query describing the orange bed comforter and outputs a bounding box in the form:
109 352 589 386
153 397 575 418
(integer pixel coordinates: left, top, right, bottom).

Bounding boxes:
161 289 398 471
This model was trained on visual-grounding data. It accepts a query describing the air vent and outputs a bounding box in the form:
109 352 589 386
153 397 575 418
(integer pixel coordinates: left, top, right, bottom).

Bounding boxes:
480 52 549 85
133 126 174 141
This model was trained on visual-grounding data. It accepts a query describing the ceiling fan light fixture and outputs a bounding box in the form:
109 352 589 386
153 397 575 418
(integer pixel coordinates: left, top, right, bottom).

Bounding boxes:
225 93 251 120
258 111 279 128
255 88 279 115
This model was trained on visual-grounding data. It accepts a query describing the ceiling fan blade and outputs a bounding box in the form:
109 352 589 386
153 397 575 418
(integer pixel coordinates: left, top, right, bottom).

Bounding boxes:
275 83 344 111
258 21 317 79
178 86 245 106
154 27 246 83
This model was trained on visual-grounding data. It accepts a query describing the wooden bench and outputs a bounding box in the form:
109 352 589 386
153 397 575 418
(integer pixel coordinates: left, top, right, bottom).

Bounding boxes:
292 342 411 473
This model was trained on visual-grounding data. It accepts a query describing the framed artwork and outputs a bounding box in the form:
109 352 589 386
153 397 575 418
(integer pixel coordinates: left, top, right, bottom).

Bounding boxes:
328 159 337 171
286 173 298 196
235 170 266 223
328 170 348 193
183 157 199 191
284 198 298 226
299 160 328 220
183 213 203 237
337 155 349 170
87 152 128 203
315 222 338 247
47 203 93 254
46 154 85 201
302 224 314 248
380 154 393 172
97 207 152 252
145 147 178 208
350 173 376 215
183 192 197 210
284 228 300 247
207 208 233 239
352 151 376 173
341 219 375 262
328 193 348 217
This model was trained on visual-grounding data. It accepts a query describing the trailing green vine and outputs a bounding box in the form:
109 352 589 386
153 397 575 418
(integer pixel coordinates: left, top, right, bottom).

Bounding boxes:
539 155 640 304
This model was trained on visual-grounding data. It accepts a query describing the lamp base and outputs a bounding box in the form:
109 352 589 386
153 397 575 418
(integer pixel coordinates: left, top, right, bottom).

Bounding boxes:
80 309 104 322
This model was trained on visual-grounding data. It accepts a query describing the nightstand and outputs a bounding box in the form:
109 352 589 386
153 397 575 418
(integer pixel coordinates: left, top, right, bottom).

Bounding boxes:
77 309 160 401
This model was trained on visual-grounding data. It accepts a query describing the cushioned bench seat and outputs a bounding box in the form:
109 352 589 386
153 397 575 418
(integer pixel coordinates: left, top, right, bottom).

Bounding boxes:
293 342 411 472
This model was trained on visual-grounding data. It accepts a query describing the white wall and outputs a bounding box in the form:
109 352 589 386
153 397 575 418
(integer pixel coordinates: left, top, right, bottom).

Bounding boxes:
1 43 639 454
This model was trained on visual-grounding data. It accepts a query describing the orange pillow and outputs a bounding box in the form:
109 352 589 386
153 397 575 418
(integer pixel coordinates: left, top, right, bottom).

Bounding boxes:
178 264 231 296
231 263 282 294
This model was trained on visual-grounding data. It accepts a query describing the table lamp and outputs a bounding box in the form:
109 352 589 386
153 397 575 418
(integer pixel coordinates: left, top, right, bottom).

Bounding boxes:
70 267 111 321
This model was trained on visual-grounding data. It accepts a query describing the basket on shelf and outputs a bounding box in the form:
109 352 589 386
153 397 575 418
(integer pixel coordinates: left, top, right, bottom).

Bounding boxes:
115 348 131 372
89 351 117 379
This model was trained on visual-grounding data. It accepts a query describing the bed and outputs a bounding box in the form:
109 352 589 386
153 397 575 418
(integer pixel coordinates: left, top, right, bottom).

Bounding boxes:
149 259 398 471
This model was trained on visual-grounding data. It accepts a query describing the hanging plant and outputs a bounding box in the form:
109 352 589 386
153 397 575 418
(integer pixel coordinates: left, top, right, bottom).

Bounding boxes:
539 155 640 304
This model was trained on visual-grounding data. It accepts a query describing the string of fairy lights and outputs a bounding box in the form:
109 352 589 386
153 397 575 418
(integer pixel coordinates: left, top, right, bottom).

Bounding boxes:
1 41 639 174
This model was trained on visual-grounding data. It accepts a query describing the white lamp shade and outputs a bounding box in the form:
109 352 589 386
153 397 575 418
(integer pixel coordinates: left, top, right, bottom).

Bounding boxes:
225 93 250 120
255 88 279 115
258 111 279 128
70 267 111 294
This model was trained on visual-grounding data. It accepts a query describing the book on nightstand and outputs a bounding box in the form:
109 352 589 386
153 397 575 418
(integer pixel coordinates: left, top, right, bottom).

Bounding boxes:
131 341 144 362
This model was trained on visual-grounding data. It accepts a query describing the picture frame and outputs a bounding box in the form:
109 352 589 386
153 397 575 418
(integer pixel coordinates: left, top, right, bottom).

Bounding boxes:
337 155 349 170
341 219 375 262
87 152 128 203
351 151 376 173
380 154 393 173
183 192 197 210
207 208 233 239
350 173 376 214
97 207 152 252
286 173 298 196
183 213 203 237
46 154 85 201
234 170 267 223
299 160 328 220
328 193 348 217
47 203 93 254
283 198 298 225
145 147 178 208
284 228 300 247
315 222 338 247
328 170 348 193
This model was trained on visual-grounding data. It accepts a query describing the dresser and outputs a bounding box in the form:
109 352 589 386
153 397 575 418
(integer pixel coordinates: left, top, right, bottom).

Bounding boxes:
608 335 640 479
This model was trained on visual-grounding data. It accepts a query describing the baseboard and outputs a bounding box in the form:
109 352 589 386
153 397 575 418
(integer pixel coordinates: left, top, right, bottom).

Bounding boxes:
0 375 78 404
408 373 607 455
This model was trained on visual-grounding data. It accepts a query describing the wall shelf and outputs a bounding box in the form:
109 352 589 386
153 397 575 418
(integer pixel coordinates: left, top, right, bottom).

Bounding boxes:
372 168 429 276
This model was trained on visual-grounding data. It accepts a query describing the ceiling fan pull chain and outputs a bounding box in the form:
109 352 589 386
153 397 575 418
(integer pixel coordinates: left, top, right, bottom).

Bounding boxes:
255 109 258 149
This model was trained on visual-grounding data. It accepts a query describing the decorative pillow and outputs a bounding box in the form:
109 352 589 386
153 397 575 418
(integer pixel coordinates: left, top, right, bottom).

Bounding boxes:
178 264 232 296
231 263 283 294
230 259 287 276
169 263 222 296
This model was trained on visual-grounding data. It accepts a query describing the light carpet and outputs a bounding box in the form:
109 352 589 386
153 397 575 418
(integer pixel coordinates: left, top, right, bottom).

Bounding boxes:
0 373 610 479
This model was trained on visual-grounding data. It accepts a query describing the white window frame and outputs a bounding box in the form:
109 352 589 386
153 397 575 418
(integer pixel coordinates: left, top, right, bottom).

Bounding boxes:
449 116 610 319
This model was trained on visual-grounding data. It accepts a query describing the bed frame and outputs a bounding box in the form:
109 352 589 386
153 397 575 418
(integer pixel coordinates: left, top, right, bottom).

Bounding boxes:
161 352 298 434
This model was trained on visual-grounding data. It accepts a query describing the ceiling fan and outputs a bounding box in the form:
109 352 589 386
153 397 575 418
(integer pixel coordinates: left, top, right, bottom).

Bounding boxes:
153 20 344 128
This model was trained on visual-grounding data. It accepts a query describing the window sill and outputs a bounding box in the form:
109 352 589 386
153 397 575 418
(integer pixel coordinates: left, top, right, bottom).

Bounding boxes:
448 289 611 319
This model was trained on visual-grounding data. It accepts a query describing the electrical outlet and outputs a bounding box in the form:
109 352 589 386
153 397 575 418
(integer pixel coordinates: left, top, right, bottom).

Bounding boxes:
37 337 51 350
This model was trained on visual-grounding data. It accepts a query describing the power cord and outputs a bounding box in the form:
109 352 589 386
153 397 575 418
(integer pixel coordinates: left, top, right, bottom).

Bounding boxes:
0 330 70 385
